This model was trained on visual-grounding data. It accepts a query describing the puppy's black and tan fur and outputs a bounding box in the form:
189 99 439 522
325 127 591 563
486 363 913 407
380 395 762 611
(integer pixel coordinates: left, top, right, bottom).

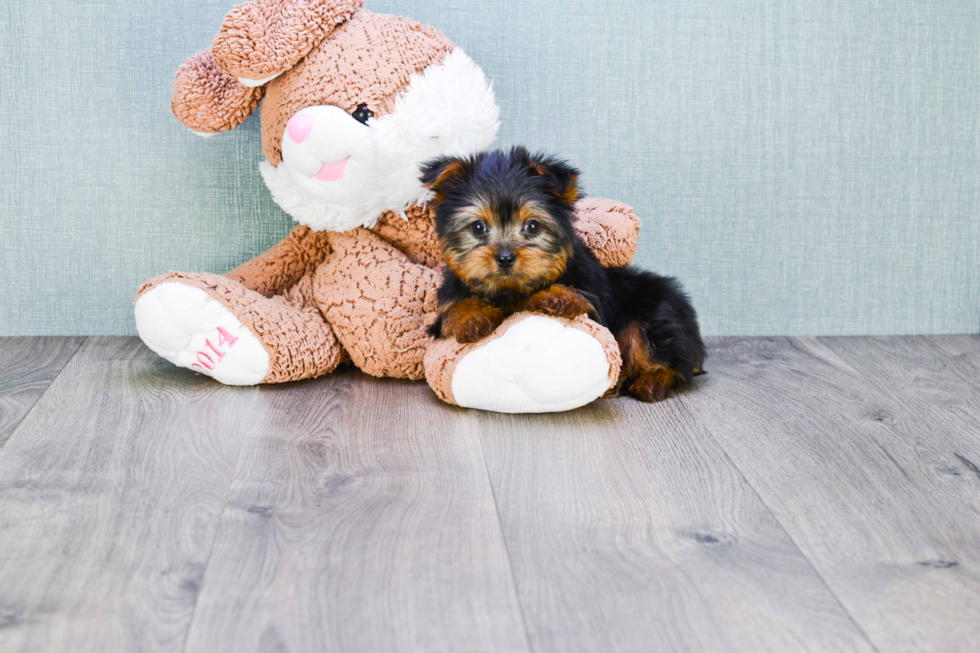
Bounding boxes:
423 147 705 402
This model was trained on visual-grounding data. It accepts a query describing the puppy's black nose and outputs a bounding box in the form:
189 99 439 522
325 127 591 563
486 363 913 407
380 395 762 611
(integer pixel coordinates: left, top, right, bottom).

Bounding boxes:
495 252 516 269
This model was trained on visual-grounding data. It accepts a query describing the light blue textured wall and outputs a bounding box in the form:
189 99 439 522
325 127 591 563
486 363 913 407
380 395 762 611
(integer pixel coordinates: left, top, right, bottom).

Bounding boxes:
2 0 978 336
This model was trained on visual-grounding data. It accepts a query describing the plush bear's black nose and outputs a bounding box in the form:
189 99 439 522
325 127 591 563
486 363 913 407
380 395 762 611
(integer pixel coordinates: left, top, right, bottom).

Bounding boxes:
495 252 516 269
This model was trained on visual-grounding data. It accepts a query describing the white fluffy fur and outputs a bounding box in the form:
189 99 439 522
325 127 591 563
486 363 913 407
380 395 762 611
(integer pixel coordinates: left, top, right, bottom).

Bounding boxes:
261 48 500 232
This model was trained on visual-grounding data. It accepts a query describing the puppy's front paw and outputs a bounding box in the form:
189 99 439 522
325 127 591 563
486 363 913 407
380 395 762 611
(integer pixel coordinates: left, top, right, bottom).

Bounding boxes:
441 298 505 344
525 285 596 320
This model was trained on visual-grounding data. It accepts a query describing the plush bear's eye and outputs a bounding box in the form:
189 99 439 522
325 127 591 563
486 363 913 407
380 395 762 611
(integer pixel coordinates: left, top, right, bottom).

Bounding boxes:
352 105 374 125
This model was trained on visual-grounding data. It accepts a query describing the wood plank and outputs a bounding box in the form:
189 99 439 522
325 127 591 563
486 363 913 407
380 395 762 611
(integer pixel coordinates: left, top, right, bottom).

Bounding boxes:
819 335 980 510
923 334 980 357
0 337 85 448
682 336 980 653
183 369 530 653
0 338 257 653
477 395 875 653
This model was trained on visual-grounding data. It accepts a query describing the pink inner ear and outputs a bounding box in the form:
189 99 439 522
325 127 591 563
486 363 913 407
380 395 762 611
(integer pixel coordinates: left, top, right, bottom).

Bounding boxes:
287 114 314 143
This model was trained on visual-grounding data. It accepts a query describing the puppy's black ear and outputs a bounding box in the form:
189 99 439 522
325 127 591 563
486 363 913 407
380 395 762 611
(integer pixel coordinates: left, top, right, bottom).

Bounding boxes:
421 156 470 194
529 154 581 205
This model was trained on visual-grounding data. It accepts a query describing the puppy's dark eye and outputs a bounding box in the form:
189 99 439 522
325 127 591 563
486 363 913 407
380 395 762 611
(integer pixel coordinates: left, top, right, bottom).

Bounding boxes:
523 220 541 236
470 220 488 236
352 104 373 125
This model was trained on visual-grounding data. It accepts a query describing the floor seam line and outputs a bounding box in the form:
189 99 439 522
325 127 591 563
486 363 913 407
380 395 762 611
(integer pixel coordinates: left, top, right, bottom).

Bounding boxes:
0 336 88 462
180 384 260 653
477 422 537 653
679 390 883 653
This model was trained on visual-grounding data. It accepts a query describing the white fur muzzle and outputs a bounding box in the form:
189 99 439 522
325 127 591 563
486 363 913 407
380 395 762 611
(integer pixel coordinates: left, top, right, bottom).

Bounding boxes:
261 48 500 232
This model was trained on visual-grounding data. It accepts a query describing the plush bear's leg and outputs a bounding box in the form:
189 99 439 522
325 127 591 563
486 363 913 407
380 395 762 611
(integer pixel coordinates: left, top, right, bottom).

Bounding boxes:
424 313 622 414
314 229 441 380
136 272 344 385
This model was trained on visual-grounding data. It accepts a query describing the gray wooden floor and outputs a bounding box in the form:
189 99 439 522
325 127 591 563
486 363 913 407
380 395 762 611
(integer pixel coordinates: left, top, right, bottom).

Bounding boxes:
1 336 979 653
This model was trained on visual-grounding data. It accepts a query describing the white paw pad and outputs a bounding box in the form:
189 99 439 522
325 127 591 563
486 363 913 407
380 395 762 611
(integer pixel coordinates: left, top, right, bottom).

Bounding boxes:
135 283 270 386
451 316 613 414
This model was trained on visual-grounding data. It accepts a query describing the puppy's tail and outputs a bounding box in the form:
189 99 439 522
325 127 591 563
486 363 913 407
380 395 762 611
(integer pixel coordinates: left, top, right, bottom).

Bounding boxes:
607 266 706 387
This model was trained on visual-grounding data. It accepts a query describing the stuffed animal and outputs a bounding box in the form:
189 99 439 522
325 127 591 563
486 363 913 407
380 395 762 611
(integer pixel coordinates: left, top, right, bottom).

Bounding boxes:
135 0 642 413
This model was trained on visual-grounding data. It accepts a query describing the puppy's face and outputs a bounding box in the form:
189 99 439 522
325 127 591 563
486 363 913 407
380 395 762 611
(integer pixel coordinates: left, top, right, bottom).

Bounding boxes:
440 195 567 296
422 148 581 298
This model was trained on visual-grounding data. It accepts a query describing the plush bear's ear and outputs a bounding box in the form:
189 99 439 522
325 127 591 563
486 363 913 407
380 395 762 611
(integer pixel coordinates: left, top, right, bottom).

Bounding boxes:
171 48 264 135
212 0 364 86
526 150 582 206
420 156 472 196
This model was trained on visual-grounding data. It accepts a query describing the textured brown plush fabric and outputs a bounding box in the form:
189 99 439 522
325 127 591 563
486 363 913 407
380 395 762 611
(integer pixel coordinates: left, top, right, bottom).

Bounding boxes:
315 228 440 380
173 10 452 156
423 313 624 406
213 0 364 81
573 198 641 268
372 205 444 268
171 49 264 134
260 11 453 165
139 271 345 383
227 225 332 298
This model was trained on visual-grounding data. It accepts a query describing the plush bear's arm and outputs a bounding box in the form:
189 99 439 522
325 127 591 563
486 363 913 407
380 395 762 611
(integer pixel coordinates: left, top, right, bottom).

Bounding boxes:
370 206 444 268
226 226 331 298
573 198 641 268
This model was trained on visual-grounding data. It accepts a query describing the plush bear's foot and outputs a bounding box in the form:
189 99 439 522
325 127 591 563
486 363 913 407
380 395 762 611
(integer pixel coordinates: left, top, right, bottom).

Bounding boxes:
424 313 621 414
135 282 271 385
137 272 345 385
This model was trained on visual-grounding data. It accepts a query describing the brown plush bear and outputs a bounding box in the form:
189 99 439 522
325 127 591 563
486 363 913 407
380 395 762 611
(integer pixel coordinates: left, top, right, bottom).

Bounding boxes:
135 0 641 413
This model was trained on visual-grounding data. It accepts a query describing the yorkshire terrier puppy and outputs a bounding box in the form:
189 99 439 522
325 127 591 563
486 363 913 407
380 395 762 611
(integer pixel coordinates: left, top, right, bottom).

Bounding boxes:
422 147 706 403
